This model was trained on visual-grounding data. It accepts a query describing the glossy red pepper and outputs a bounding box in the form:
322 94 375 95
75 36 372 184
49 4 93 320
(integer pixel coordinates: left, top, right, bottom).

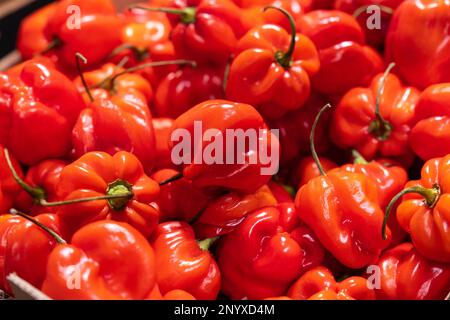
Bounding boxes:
193 185 277 238
0 61 85 165
13 160 66 215
43 0 123 69
297 9 383 95
0 213 67 295
151 221 221 300
286 266 376 300
42 220 156 299
372 243 450 300
217 206 324 299
170 99 279 193
409 83 450 161
226 7 320 119
152 168 211 222
154 66 224 118
385 0 450 89
330 65 419 163
383 154 450 263
55 151 160 237
0 146 23 213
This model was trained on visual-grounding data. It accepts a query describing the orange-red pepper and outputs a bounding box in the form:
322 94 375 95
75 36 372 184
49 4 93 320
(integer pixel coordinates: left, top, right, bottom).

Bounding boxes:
42 220 156 299
297 9 383 95
330 65 419 164
226 7 320 119
372 243 450 300
151 221 221 300
409 83 450 161
55 151 160 237
383 154 450 263
385 0 450 89
0 61 85 165
43 0 123 70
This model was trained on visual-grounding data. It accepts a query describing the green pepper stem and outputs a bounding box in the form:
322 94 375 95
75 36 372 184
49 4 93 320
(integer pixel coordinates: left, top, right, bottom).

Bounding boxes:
222 56 232 93
353 5 394 19
352 150 368 165
40 37 62 55
10 209 67 244
369 63 395 141
382 184 440 240
130 5 196 24
40 192 134 208
264 6 296 68
197 236 219 251
159 172 183 186
75 52 94 102
310 104 332 176
94 59 196 91
3 149 46 201
108 43 148 62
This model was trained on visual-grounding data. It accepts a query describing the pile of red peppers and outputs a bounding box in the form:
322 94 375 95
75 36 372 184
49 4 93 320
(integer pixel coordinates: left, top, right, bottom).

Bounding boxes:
0 0 449 300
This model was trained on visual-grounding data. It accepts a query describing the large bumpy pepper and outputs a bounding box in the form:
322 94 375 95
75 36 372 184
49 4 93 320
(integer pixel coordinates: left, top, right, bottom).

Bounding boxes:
217 206 324 299
55 151 160 237
382 154 450 263
151 221 221 300
330 64 419 163
226 7 320 119
0 61 85 165
385 0 450 89
409 83 450 160
42 0 123 69
42 220 156 299
297 9 383 95
372 243 450 299
170 99 279 193
296 104 391 268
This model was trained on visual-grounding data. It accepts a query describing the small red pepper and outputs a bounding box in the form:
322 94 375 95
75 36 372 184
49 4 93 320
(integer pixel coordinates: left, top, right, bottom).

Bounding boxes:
43 0 123 69
385 0 450 89
383 154 450 263
151 221 221 300
372 243 450 300
330 64 419 164
226 6 320 119
0 212 67 296
42 220 156 299
297 9 383 95
409 83 450 160
55 151 160 237
0 61 85 165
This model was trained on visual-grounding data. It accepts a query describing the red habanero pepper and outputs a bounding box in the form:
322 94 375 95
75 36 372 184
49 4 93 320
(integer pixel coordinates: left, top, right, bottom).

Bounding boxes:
43 0 123 69
154 66 224 118
409 83 450 161
42 220 156 299
0 61 85 165
13 159 67 215
296 104 391 269
131 0 255 64
0 211 67 295
291 155 337 189
286 266 376 300
226 7 320 119
152 169 211 222
371 243 450 300
297 9 383 95
0 146 23 213
16 3 57 60
151 221 221 300
382 154 450 263
55 151 160 237
330 64 419 164
217 206 324 299
170 99 279 193
334 0 404 49
152 118 177 170
385 0 450 89
193 185 277 238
